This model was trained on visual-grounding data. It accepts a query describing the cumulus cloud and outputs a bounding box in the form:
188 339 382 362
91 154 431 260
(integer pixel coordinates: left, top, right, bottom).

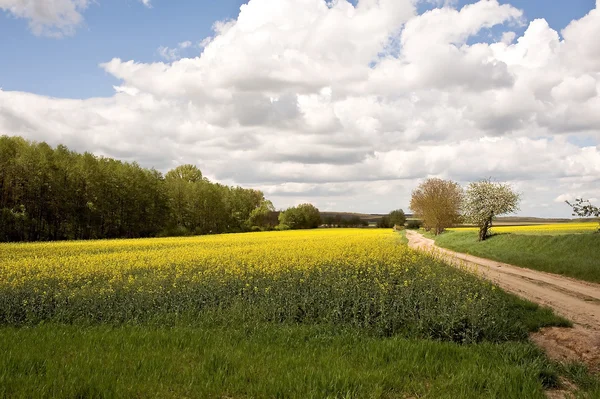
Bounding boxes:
1 0 600 216
0 0 91 36
0 0 151 36
157 41 196 61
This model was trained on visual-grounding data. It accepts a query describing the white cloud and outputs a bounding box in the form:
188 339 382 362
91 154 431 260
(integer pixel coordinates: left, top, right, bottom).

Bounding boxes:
157 41 195 61
1 0 600 216
0 0 151 36
0 0 91 36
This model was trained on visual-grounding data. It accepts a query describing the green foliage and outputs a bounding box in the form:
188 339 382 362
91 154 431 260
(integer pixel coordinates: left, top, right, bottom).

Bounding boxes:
0 136 268 242
377 216 391 228
389 209 407 227
0 136 169 241
278 203 321 229
0 322 580 399
246 200 276 230
433 231 600 283
165 164 203 182
323 214 368 228
406 219 423 229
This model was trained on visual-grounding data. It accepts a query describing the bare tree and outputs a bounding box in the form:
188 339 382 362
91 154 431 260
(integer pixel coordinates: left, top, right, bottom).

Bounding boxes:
463 179 520 241
566 198 600 231
409 178 463 235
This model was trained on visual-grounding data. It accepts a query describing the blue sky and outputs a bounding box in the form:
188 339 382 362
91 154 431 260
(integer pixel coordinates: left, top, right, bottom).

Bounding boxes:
1 0 596 99
1 0 247 98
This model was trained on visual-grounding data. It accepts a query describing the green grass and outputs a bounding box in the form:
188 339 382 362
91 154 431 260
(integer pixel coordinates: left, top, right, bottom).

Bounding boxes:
0 321 577 399
0 297 578 399
432 231 600 283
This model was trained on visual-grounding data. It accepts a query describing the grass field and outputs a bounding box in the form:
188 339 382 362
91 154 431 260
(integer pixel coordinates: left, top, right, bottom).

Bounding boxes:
435 223 600 283
1 229 597 397
0 323 573 399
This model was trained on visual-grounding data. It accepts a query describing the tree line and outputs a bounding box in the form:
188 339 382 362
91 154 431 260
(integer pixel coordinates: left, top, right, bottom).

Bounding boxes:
0 136 274 242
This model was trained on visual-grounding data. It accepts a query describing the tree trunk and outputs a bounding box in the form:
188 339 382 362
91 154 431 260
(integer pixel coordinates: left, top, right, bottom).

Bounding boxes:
479 219 491 241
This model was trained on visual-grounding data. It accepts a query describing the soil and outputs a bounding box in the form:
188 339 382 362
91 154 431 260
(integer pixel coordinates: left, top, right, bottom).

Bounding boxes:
406 230 600 375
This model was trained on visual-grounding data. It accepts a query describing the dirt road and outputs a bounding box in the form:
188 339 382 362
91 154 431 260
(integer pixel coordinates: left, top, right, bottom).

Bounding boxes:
406 230 600 370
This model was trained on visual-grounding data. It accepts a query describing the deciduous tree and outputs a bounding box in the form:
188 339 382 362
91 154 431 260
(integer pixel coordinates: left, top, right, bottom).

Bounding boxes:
463 179 520 241
377 216 391 228
247 200 276 230
566 198 600 231
0 136 270 242
278 203 321 230
389 209 406 228
409 178 463 235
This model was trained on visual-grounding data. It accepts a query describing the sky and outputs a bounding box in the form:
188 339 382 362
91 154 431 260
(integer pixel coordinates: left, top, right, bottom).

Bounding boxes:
1 0 599 217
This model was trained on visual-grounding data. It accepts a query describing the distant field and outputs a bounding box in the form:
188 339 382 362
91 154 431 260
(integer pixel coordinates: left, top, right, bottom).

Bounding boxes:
450 222 599 235
0 229 585 397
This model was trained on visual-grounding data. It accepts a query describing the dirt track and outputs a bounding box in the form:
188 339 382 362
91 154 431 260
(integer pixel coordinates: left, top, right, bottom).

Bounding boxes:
406 230 600 371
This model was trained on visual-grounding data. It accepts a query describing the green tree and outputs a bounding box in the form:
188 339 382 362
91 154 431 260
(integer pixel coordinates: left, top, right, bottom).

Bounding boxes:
165 164 203 182
377 216 391 228
278 203 321 230
389 209 406 228
0 136 270 242
247 200 276 230
227 187 265 232
297 203 321 229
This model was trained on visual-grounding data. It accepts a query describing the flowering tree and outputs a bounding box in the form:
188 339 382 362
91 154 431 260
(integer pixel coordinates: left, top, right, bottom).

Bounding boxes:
566 198 600 231
463 180 520 241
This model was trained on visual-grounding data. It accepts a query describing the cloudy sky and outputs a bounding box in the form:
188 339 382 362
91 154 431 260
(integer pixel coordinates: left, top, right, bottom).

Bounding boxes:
1 0 599 217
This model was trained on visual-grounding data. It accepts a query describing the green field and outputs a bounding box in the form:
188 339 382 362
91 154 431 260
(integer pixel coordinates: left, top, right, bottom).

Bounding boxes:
434 226 600 283
1 229 597 397
0 321 583 399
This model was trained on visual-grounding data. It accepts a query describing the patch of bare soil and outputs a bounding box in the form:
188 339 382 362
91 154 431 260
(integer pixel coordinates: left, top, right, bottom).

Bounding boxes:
531 326 600 374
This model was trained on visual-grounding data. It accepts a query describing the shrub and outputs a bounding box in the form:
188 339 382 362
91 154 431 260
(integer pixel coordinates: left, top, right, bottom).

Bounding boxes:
406 220 423 229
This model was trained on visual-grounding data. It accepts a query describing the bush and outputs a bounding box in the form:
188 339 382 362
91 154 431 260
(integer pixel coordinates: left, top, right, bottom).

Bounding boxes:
278 204 321 229
159 226 192 237
406 220 423 230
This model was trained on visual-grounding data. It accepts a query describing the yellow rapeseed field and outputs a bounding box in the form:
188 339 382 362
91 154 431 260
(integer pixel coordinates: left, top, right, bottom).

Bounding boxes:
0 229 527 342
1 229 410 287
449 222 598 234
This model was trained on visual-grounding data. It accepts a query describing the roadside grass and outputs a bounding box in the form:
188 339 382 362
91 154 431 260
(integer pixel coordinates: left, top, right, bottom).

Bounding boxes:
559 363 600 396
432 231 600 283
0 321 574 399
500 293 571 331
